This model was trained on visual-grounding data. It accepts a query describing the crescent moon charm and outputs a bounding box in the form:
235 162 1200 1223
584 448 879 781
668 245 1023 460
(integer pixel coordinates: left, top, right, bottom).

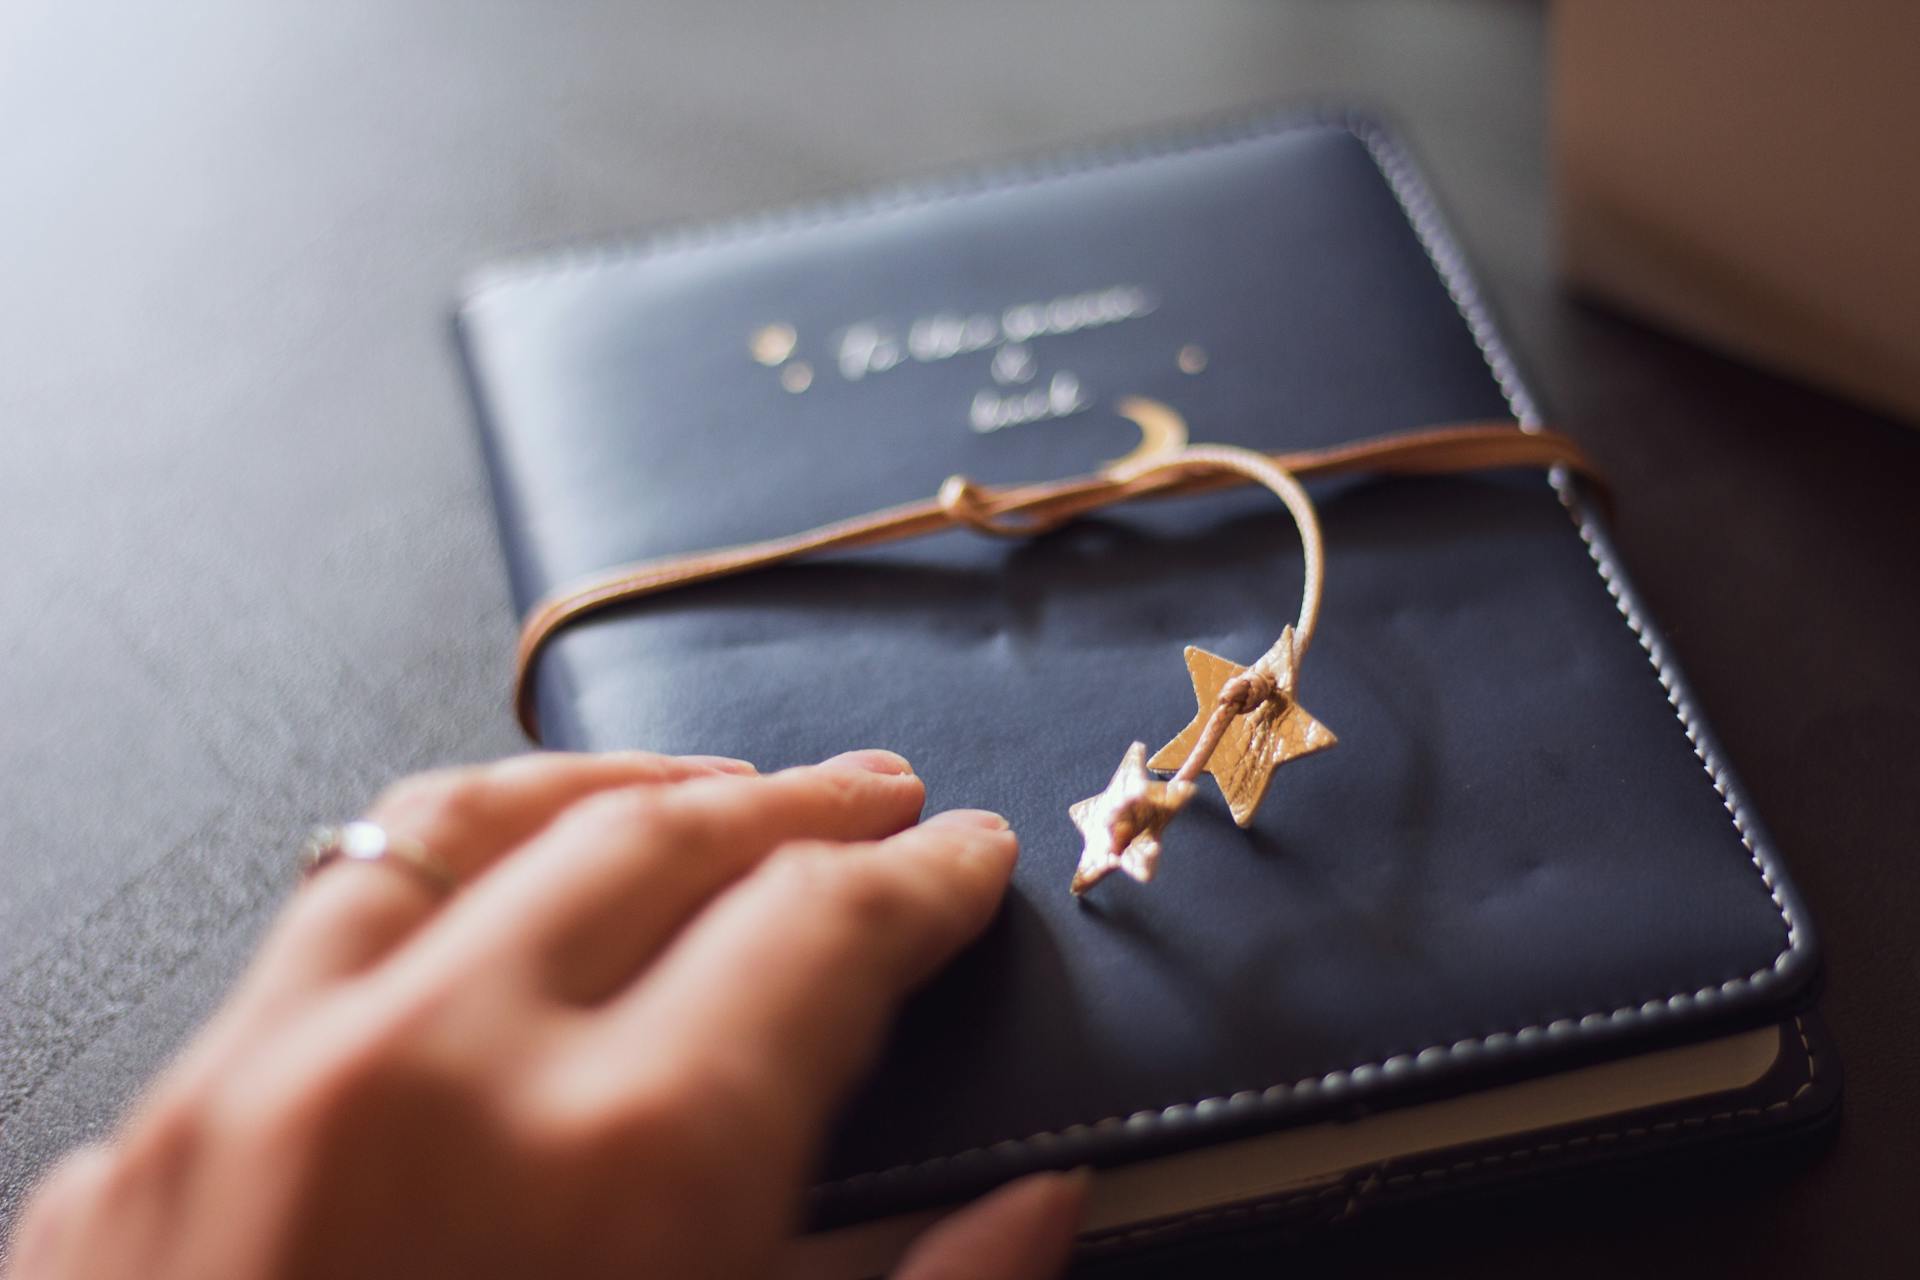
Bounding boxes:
1107 396 1190 469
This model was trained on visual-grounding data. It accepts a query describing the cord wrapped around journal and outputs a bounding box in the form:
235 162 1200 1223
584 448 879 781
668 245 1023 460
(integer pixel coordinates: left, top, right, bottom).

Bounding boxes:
456 114 1834 1271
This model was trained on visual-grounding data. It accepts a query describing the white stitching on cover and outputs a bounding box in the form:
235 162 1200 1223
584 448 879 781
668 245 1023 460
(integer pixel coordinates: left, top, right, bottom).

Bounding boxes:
459 110 1808 1192
1353 118 1803 971
461 116 1345 304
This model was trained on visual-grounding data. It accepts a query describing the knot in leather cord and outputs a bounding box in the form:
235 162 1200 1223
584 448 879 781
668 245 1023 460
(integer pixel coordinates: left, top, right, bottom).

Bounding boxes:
938 474 1076 538
1218 664 1279 715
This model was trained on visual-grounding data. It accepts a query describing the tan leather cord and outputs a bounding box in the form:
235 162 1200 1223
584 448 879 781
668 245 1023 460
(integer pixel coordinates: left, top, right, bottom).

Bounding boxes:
512 421 1601 739
1125 443 1325 797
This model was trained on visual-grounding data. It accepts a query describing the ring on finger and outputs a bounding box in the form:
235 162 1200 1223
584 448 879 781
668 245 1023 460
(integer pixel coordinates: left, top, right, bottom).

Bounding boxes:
300 821 458 897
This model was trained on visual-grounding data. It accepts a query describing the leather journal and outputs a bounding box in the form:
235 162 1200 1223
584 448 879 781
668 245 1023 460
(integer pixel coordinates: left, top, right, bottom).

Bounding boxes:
455 114 1836 1272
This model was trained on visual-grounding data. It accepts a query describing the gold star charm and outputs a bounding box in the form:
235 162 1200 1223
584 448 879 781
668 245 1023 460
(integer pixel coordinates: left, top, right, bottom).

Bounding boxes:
1148 630 1336 827
1068 742 1195 895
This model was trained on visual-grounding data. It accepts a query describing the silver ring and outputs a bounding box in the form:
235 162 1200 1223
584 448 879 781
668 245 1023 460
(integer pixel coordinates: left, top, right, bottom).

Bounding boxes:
300 821 458 895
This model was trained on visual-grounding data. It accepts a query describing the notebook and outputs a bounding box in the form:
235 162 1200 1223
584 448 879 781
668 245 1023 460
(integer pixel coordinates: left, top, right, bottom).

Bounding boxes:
454 113 1834 1271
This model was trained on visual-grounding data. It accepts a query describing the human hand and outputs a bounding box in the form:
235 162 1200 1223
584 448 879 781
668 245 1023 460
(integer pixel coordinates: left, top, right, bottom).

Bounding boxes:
6 750 1084 1279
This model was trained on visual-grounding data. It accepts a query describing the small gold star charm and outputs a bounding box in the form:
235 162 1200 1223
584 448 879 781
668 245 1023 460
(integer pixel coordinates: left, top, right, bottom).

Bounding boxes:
1068 742 1195 895
1148 629 1336 827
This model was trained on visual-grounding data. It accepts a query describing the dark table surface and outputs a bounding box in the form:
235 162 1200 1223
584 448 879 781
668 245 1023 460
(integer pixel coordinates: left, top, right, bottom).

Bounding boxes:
3 1 1915 1273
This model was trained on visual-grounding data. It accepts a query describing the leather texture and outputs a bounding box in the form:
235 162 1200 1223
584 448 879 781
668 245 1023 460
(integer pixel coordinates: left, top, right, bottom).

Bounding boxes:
458 118 1820 1219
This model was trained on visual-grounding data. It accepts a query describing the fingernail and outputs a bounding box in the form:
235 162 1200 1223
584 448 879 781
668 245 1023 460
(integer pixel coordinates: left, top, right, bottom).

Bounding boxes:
925 808 1009 831
932 811 1020 876
683 755 758 775
821 749 914 776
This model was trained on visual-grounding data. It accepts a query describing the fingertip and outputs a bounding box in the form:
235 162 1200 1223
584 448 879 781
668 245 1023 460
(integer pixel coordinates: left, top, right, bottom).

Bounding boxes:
919 813 1019 896
929 810 1019 874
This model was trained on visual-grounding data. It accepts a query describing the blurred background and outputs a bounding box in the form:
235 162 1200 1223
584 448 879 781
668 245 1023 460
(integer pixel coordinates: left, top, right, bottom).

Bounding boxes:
1 2 1914 1274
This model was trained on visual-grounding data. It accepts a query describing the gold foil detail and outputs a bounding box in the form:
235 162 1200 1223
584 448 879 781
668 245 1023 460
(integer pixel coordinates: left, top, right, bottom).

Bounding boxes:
1107 395 1191 469
751 323 799 366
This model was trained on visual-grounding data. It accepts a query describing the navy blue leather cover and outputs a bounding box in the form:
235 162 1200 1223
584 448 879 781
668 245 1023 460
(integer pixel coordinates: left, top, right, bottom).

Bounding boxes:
455 115 1819 1222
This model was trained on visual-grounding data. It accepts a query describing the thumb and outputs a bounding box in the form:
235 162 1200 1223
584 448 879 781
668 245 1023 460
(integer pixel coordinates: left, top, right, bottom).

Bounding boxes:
892 1170 1089 1280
